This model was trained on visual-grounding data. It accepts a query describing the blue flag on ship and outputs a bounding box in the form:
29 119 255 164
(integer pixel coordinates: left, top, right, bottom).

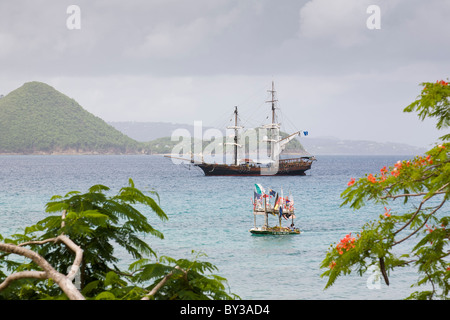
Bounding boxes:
269 189 276 197
303 131 308 136
254 192 262 201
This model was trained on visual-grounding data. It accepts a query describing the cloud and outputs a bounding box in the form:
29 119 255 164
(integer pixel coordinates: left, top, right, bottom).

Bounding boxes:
295 0 450 76
0 0 448 147
0 33 17 58
299 0 373 47
1 0 449 77
126 17 220 59
0 1 298 77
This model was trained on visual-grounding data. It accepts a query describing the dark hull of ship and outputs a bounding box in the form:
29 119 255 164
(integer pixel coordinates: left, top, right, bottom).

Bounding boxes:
194 158 313 176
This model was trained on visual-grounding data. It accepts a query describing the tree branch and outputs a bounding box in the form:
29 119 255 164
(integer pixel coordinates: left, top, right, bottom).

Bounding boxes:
393 196 428 237
0 242 84 300
0 210 85 300
141 265 186 300
0 270 47 292
381 182 449 201
393 197 446 246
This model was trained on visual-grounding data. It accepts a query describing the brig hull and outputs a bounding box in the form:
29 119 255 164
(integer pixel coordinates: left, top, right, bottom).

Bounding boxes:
195 157 313 176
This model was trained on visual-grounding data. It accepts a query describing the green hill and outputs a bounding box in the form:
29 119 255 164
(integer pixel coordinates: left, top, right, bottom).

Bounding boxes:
0 82 145 154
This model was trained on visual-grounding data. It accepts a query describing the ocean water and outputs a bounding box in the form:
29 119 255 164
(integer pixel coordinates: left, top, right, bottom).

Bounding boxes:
0 154 432 299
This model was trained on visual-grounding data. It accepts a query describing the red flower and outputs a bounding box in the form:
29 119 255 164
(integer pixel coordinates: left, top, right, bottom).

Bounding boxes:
379 166 388 182
383 207 391 218
347 178 355 186
391 168 400 177
389 161 402 177
336 233 357 254
367 174 377 183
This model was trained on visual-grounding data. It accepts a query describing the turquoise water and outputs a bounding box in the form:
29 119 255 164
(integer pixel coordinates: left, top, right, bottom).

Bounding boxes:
0 155 432 299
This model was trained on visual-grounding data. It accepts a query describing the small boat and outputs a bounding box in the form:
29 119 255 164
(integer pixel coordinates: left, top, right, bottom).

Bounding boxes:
249 184 300 235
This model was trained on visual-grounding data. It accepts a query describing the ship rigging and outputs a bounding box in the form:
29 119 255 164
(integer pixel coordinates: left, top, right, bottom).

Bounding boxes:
166 82 315 176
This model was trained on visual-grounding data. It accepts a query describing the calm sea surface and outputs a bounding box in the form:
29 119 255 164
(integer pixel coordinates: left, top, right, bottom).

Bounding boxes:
0 155 433 299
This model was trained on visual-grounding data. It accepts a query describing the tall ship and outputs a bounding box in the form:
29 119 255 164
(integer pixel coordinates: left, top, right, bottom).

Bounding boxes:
168 82 315 176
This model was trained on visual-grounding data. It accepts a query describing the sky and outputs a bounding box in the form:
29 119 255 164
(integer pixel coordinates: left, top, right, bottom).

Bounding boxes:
0 0 449 148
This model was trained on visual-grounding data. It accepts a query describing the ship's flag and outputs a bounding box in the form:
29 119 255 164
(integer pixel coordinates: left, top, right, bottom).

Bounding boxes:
254 184 265 195
269 189 276 197
273 193 279 210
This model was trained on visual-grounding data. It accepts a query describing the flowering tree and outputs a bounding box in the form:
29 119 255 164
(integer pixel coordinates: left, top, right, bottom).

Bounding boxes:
321 80 450 300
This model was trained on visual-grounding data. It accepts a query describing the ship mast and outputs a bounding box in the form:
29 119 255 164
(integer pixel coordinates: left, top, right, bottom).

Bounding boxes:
233 106 238 166
270 81 276 126
266 81 279 161
226 106 241 166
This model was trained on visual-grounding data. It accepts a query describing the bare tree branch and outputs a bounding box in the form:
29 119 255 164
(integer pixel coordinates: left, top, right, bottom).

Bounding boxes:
0 210 85 300
16 210 83 281
0 242 84 300
0 271 47 292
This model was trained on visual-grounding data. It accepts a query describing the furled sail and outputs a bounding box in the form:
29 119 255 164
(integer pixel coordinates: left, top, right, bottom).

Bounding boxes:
276 131 301 154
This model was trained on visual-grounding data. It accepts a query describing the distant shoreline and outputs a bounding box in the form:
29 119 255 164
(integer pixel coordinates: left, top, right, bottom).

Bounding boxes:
0 150 150 156
0 151 425 157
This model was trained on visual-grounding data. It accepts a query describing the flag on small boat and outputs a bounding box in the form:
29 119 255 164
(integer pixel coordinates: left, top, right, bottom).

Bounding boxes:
254 184 265 195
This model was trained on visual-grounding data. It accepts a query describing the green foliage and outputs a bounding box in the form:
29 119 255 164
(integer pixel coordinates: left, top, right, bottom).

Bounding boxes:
131 252 239 300
0 179 238 300
0 82 145 154
321 80 450 300
35 178 168 288
404 79 450 140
